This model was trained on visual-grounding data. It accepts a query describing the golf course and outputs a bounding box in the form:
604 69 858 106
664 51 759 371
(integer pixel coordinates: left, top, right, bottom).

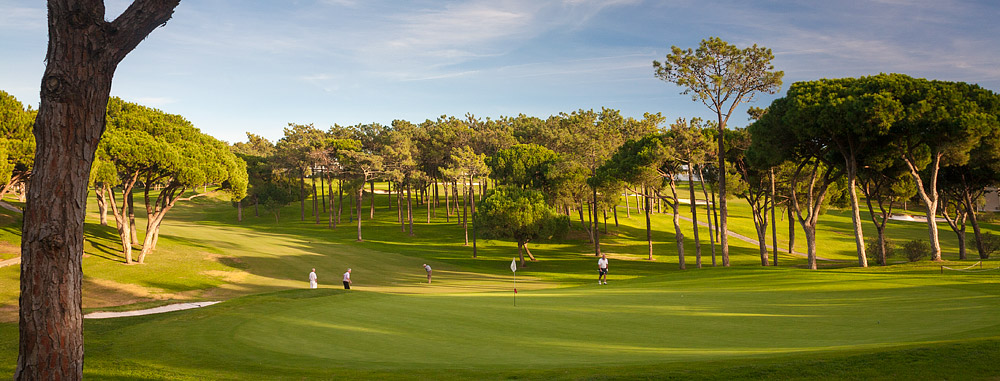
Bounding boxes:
1 188 998 380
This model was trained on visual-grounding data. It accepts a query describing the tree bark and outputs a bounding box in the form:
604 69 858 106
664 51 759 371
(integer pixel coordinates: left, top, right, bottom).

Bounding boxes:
299 168 306 221
96 185 108 226
644 186 653 260
717 115 730 267
407 181 413 236
356 186 363 241
687 165 701 268
127 188 138 245
769 169 778 266
698 166 717 267
592 181 601 256
18 1 180 378
369 180 375 219
903 153 943 260
845 158 868 267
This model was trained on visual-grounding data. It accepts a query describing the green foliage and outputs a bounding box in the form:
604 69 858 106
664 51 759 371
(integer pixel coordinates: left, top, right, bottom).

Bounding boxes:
969 232 1000 259
0 90 36 189
476 186 568 244
486 143 558 190
901 240 930 262
865 236 895 265
654 36 783 124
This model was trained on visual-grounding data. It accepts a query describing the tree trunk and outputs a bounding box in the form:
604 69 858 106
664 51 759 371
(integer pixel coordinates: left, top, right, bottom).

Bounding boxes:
645 186 653 260
337 179 343 225
320 170 326 213
788 206 795 254
613 206 619 227
300 169 306 221
426 182 431 224
769 169 778 266
128 189 138 245
663 186 685 269
966 190 988 259
687 165 701 268
698 166 717 267
237 199 243 222
462 180 468 245
312 171 318 220
398 182 404 230
517 240 526 267
407 182 414 236
443 182 450 222
314 174 320 224
804 225 818 270
845 159 868 267
96 186 108 226
903 153 943 260
356 186 364 241
17 1 179 378
624 188 631 218
370 181 375 219
592 181 601 256
717 118 730 267
470 175 477 257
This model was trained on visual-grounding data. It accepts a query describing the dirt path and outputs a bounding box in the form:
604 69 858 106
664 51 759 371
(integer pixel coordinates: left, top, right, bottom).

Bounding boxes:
0 201 21 214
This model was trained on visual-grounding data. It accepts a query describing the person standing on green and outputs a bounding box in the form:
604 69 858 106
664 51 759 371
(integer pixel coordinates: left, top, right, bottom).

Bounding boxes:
342 268 352 289
598 254 609 285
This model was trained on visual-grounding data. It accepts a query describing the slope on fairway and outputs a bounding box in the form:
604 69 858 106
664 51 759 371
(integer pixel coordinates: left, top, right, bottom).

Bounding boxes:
85 267 1000 378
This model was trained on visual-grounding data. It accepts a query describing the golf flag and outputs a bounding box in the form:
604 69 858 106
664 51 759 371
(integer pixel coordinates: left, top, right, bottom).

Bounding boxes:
511 258 518 306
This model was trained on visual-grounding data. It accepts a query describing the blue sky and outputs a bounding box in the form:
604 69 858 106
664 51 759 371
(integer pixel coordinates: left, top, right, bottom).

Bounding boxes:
1 0 998 143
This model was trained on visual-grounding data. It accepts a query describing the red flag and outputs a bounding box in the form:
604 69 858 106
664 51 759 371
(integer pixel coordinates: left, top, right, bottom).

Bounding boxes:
514 288 518 293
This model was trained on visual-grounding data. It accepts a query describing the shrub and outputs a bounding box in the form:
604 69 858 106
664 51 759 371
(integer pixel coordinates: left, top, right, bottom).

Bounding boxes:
901 240 930 262
865 236 895 265
968 232 1000 259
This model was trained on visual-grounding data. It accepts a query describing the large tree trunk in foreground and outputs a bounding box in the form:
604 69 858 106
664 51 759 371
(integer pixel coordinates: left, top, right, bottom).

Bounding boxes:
18 2 180 379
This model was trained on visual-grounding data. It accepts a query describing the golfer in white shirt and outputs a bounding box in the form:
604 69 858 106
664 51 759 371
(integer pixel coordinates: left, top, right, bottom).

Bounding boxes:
343 268 352 289
598 254 609 285
308 268 318 289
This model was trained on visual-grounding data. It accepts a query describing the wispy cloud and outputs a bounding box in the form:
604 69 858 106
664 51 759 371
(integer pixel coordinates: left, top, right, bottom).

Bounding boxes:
0 5 45 30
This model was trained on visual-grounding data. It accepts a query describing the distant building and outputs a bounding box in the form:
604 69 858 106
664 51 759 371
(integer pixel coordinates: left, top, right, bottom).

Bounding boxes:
981 188 1000 212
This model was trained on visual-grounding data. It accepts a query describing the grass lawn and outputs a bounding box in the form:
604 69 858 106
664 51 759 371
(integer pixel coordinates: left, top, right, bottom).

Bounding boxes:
0 188 998 379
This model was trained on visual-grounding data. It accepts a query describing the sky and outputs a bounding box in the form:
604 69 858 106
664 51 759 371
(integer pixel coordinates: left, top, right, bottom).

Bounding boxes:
1 0 999 144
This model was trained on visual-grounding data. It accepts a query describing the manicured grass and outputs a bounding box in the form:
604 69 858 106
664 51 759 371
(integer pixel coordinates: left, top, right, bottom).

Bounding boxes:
1 188 998 379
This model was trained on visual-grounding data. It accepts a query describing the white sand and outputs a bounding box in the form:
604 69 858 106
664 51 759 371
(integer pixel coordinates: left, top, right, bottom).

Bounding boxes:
84 301 220 319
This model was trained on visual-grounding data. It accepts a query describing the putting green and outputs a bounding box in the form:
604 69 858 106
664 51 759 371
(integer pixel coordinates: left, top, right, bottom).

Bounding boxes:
94 268 999 376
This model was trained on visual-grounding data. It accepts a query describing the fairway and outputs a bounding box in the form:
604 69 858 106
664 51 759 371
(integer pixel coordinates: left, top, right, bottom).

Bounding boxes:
79 268 1000 378
3 191 1000 379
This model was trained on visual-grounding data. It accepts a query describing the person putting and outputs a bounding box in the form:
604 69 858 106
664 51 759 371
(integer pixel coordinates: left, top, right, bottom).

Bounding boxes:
342 268 352 289
598 254 609 285
309 268 318 289
423 264 432 284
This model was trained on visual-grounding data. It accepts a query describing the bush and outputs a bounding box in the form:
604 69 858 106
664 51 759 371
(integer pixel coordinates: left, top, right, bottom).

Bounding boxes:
865 236 895 265
901 240 930 262
968 232 1000 259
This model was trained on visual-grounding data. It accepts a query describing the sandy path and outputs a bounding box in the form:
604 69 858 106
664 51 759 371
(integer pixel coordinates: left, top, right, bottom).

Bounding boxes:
84 301 220 319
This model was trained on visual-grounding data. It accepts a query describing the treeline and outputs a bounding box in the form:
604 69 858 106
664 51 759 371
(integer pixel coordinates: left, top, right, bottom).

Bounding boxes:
0 92 248 264
233 74 1000 270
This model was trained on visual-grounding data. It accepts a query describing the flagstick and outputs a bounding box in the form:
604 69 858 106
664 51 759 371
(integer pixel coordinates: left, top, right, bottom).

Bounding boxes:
513 270 516 307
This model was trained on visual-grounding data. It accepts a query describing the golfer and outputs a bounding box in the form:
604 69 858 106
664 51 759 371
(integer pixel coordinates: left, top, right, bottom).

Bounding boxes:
308 268 318 289
342 268 352 289
423 264 432 284
598 254 609 285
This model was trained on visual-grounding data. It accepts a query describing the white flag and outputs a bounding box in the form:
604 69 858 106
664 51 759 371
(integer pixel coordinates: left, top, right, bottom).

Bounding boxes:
510 258 517 272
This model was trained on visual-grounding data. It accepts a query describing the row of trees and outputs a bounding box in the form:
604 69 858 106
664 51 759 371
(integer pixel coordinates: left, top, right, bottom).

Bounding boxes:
229 110 670 263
